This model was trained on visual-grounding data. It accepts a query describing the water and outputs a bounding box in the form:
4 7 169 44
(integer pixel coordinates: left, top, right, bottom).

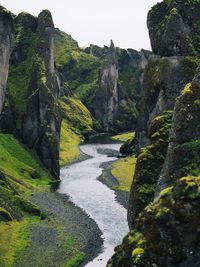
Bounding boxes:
58 143 129 267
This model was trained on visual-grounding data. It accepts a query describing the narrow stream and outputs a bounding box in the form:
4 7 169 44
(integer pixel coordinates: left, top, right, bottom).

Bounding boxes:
58 143 129 267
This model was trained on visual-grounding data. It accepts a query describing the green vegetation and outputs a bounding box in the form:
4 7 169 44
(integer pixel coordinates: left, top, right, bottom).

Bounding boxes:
60 120 82 167
0 133 53 190
0 216 38 267
0 133 54 265
130 111 173 220
6 13 39 130
59 97 93 166
111 156 136 192
111 132 135 142
64 252 85 267
54 30 102 107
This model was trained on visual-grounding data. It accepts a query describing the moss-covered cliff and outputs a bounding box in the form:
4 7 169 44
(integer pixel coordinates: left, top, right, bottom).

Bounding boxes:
108 1 200 266
0 10 62 178
54 30 151 132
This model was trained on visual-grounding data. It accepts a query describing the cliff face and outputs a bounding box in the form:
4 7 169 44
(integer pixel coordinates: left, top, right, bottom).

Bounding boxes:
54 33 151 132
108 1 200 266
0 6 13 114
0 10 61 178
90 41 119 131
148 0 200 56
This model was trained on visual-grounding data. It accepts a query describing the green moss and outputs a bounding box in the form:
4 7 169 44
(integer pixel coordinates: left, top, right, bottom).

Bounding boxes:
7 18 38 129
64 252 85 267
132 248 145 257
54 29 79 68
181 83 193 95
175 140 200 176
60 97 93 136
130 111 173 219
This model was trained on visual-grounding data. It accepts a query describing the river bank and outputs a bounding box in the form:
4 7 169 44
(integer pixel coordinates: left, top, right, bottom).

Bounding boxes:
98 161 130 209
14 191 103 267
14 141 129 267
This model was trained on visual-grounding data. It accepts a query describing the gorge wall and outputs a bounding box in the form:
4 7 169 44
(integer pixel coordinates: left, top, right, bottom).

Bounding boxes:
54 32 151 132
0 5 13 114
0 10 62 178
108 0 200 266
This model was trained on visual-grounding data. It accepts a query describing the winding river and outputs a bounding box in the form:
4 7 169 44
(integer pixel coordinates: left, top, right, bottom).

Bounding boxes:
58 143 129 267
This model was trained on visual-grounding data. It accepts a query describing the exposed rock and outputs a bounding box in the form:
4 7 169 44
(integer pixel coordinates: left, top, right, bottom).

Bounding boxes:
148 0 200 56
108 1 200 266
156 70 200 195
0 5 14 113
90 41 119 132
54 32 151 132
136 56 199 151
0 10 62 178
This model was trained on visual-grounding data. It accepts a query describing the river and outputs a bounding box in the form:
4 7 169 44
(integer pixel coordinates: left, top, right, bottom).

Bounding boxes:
58 143 129 267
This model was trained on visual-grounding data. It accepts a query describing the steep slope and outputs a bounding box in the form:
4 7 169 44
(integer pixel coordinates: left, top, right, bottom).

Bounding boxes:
108 0 200 266
54 30 151 132
0 10 62 178
0 7 97 267
0 5 13 113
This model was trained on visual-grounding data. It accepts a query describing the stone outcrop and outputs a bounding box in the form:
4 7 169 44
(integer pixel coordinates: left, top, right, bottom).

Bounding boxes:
0 6 13 113
0 10 61 178
136 55 199 150
148 0 200 56
90 41 119 131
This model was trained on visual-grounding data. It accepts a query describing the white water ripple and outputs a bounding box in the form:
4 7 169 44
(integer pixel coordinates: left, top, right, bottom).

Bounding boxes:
58 144 129 267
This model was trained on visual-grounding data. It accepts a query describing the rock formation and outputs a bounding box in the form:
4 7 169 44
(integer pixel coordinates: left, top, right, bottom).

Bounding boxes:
54 32 151 132
0 6 13 113
108 0 200 266
0 10 61 178
90 41 119 131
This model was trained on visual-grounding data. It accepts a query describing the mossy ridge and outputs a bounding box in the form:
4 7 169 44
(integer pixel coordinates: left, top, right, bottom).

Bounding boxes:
6 13 38 131
128 111 173 226
108 175 200 267
54 29 103 107
150 0 200 55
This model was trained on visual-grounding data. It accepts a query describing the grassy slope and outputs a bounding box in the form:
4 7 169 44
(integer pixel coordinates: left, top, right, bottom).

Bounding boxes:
59 97 93 166
111 156 136 192
54 30 102 107
0 133 87 267
0 133 53 266
110 132 136 192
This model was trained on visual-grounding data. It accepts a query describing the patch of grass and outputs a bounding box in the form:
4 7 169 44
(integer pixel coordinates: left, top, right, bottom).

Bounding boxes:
64 252 85 267
0 133 53 190
111 132 135 142
59 120 82 167
111 156 136 192
0 216 38 267
59 97 93 167
66 235 76 253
